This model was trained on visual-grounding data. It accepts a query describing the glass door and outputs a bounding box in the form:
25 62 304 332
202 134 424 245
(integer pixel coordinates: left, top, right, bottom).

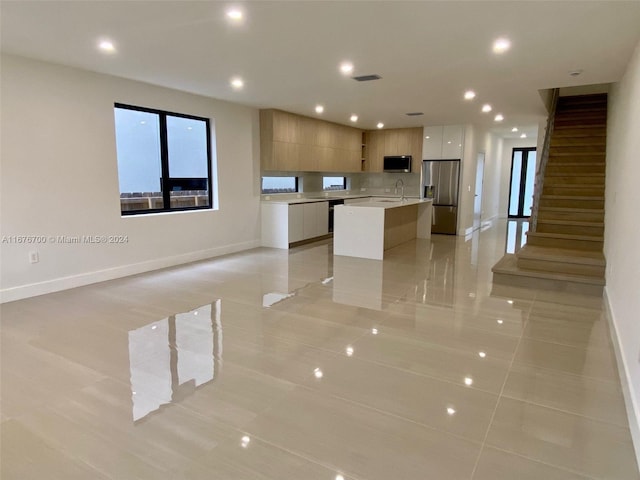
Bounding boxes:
508 148 537 218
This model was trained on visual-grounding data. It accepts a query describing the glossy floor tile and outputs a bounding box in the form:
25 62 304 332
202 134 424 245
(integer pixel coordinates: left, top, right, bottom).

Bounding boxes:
1 221 638 479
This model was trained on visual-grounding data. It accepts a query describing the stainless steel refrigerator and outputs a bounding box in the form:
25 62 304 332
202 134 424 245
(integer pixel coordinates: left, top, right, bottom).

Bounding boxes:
422 160 460 235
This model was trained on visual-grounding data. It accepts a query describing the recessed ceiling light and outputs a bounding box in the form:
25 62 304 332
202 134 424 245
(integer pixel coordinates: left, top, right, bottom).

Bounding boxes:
346 346 354 356
376 122 384 129
511 127 518 132
520 133 527 138
350 114 358 122
371 327 379 334
226 8 243 21
493 37 511 54
340 62 354 75
482 104 492 113
447 407 456 416
478 351 487 358
98 39 116 53
494 114 504 122
230 77 244 89
447 141 452 144
313 367 323 379
464 377 473 386
464 90 476 100
425 136 430 139
569 69 583 77
315 105 324 114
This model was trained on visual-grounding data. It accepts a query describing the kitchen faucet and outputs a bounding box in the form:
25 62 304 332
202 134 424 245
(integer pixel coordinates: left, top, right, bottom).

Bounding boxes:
395 179 405 201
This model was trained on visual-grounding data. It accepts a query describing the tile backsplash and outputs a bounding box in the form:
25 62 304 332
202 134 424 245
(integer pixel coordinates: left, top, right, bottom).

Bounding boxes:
262 171 421 198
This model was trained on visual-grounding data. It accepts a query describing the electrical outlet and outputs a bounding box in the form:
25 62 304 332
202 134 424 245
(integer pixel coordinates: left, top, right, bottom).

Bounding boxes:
29 251 39 264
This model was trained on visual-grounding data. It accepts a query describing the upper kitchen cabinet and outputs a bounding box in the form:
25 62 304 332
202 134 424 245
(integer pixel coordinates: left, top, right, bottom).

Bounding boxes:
422 125 464 159
260 109 362 172
442 125 464 158
364 127 423 173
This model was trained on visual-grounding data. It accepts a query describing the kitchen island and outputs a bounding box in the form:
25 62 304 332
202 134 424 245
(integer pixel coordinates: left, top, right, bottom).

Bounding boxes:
333 198 433 260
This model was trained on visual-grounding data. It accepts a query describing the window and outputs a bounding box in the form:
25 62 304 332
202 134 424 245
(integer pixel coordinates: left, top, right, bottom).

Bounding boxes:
323 176 347 191
114 103 213 215
261 176 298 194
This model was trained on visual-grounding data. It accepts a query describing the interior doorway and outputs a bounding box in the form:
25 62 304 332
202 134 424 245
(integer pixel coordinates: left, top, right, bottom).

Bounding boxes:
508 147 537 218
473 153 485 231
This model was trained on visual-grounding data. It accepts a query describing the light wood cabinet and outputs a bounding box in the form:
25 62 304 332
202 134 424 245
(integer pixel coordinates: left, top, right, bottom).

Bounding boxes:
261 109 362 172
364 127 423 173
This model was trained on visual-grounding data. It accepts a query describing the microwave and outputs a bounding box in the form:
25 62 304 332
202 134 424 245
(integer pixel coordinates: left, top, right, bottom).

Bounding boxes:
383 155 412 172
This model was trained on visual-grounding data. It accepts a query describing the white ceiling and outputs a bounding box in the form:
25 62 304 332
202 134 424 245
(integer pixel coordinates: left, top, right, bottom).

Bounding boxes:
2 1 640 140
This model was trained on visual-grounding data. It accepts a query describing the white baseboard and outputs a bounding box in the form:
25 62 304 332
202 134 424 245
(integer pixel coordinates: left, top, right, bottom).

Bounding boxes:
604 288 640 470
0 239 261 303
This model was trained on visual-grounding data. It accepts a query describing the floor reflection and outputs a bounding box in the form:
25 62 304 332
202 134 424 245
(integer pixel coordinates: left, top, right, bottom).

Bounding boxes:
505 219 529 254
128 300 222 422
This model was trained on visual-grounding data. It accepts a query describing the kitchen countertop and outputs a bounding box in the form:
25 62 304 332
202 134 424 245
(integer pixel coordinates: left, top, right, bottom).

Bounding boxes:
338 198 432 209
262 195 420 205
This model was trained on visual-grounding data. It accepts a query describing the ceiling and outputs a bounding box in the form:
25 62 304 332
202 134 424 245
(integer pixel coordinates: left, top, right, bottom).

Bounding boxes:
2 1 640 140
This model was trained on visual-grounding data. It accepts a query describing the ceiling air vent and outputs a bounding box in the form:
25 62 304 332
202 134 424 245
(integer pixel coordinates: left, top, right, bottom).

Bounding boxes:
406 112 424 116
352 74 382 82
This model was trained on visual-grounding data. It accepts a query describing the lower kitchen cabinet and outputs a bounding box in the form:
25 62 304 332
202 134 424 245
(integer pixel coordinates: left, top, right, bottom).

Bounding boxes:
288 204 304 243
262 201 329 249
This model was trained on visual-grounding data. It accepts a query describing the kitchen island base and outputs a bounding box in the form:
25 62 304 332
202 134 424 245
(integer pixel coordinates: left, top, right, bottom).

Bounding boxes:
334 199 432 260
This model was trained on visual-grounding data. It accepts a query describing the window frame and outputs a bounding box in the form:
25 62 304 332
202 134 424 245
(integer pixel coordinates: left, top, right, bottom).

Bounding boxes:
260 176 299 194
115 103 213 216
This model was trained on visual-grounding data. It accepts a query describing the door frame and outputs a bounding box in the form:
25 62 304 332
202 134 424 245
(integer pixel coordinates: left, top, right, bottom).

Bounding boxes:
508 147 537 218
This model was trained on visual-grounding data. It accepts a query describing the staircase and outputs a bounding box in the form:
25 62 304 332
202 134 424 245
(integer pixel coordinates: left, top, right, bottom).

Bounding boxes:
493 93 607 295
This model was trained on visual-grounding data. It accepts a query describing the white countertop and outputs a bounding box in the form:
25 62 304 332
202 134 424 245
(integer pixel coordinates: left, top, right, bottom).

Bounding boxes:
337 198 432 209
262 195 420 205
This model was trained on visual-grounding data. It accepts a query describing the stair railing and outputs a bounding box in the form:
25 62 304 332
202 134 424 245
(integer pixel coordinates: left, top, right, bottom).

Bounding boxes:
530 88 560 232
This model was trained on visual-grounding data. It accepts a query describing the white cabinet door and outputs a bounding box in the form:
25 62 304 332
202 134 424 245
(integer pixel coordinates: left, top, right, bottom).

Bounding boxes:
442 125 464 159
288 204 304 243
316 202 329 236
302 202 318 239
422 126 443 159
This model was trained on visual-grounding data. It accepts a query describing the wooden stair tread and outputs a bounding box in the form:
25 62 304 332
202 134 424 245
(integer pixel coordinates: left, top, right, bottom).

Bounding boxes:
543 184 604 188
554 124 607 129
546 162 605 166
541 195 603 200
527 231 603 242
537 219 604 227
538 207 604 213
492 254 605 286
545 172 604 177
549 152 605 156
517 245 605 266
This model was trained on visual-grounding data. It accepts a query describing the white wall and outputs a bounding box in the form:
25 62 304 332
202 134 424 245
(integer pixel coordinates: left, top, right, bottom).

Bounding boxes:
497 138 538 218
0 54 261 302
458 125 502 235
605 39 640 463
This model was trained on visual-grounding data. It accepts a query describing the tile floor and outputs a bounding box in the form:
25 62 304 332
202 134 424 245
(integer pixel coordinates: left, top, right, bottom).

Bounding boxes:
1 221 638 479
